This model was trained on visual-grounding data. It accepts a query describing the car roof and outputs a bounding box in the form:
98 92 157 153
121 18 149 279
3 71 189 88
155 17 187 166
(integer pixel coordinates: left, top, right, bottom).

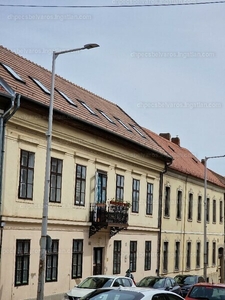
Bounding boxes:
192 283 225 288
141 276 173 279
102 286 182 295
85 275 129 279
175 275 197 277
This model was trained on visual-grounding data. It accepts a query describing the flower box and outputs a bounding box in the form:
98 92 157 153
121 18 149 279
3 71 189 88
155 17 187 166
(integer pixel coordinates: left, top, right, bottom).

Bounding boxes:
109 200 131 208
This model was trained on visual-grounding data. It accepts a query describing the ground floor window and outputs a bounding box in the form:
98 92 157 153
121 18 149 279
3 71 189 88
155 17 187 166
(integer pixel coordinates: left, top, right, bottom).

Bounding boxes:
72 239 83 278
130 241 137 272
15 239 30 286
46 240 59 282
113 240 121 274
144 241 151 270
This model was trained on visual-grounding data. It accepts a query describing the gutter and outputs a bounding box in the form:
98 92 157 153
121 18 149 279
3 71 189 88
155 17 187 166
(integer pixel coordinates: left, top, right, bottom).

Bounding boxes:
156 159 173 276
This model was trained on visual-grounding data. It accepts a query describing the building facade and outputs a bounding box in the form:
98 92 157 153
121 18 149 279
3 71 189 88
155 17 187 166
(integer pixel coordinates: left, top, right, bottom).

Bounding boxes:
146 130 225 283
0 46 171 300
1 45 224 300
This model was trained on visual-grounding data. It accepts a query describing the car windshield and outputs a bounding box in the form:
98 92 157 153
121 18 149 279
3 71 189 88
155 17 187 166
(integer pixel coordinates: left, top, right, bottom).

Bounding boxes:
175 276 196 285
77 277 113 289
189 286 225 299
138 277 165 288
80 289 142 300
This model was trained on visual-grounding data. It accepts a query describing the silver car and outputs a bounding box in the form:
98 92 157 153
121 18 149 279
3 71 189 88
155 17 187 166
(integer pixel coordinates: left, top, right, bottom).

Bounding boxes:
78 286 185 300
63 275 136 300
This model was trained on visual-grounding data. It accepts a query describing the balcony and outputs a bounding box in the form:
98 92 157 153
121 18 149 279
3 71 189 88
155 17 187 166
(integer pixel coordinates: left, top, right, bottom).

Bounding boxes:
89 201 129 238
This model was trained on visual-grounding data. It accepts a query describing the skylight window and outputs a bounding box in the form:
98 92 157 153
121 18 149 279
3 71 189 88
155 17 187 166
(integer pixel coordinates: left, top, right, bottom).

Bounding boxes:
130 125 146 138
97 109 114 123
168 145 175 152
0 63 25 83
56 89 77 107
78 100 97 115
115 118 132 131
29 77 50 94
192 157 198 164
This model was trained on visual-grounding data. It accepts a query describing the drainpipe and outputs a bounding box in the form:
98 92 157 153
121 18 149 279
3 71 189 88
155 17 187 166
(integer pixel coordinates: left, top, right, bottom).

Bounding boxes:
0 84 20 261
156 160 172 276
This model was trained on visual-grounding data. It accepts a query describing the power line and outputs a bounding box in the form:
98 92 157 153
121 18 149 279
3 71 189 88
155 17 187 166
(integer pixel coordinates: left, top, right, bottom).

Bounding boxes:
0 1 225 8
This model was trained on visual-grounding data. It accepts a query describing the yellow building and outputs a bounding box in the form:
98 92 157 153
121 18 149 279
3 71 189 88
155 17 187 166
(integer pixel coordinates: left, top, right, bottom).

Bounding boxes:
146 130 225 283
0 46 172 300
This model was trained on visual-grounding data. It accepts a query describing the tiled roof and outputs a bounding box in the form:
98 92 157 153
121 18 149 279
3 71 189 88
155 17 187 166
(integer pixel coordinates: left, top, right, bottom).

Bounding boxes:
0 45 171 161
209 169 225 186
144 128 225 188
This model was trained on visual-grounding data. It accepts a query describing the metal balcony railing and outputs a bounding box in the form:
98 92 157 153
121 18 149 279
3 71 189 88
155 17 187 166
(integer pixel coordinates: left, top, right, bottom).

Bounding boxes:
89 202 129 225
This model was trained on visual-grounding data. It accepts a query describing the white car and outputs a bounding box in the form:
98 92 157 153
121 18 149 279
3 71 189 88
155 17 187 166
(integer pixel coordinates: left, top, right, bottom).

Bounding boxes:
63 275 136 300
77 286 185 300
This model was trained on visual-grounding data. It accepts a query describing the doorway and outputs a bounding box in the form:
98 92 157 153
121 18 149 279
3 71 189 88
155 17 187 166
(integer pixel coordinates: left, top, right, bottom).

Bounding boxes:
93 247 103 275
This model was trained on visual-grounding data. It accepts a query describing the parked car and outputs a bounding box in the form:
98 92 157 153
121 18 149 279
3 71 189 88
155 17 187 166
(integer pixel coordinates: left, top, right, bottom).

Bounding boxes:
137 276 181 295
79 286 185 300
185 282 225 300
174 275 205 297
63 275 136 300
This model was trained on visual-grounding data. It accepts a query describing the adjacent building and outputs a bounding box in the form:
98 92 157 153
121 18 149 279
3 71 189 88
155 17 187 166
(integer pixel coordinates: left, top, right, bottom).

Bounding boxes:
145 130 225 283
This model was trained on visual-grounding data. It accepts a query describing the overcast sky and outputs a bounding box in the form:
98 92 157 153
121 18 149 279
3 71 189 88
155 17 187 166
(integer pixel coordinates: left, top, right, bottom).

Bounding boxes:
1 0 225 175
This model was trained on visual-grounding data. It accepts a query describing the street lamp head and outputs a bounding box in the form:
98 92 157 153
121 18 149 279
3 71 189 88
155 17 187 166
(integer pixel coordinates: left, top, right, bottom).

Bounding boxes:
84 43 100 49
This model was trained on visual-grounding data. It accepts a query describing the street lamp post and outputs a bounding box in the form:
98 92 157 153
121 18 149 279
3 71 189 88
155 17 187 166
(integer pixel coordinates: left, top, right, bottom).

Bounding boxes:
37 43 99 300
203 154 225 281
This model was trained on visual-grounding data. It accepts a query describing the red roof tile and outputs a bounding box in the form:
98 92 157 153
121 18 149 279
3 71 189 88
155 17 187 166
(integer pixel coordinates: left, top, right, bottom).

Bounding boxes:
144 128 225 188
0 45 171 161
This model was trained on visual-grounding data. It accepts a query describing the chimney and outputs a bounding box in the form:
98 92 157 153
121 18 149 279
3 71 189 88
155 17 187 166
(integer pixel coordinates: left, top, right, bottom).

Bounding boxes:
171 136 180 146
159 133 171 141
201 159 205 166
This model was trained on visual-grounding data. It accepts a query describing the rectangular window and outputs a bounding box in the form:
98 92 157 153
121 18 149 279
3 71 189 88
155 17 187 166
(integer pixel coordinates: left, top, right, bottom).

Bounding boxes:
113 241 121 274
132 179 140 213
174 242 180 271
75 165 86 206
72 239 83 278
144 241 151 271
146 183 153 215
220 201 223 223
176 191 182 219
163 242 168 273
186 242 191 270
50 158 63 203
46 240 59 282
164 186 170 217
206 198 210 222
197 196 202 222
130 241 137 272
213 200 216 223
96 171 107 203
206 241 209 266
15 240 30 286
188 193 193 220
196 242 201 268
212 242 216 266
18 150 35 199
116 174 124 201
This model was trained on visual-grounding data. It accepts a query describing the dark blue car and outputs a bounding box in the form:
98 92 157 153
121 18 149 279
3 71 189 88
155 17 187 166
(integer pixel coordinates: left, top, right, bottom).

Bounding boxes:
137 276 181 295
174 275 205 297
